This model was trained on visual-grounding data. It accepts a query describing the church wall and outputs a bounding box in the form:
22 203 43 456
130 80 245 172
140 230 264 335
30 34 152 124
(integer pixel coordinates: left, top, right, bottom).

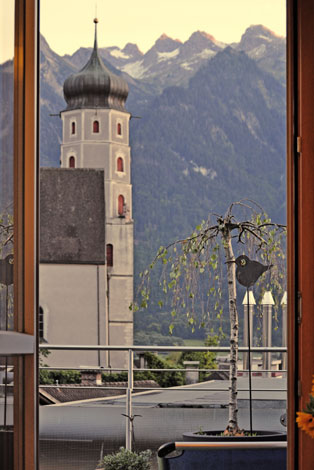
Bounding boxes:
108 322 133 369
107 276 133 323
106 223 133 275
110 143 131 183
109 110 130 145
61 110 83 144
83 109 110 141
39 263 107 367
105 182 133 219
60 143 83 168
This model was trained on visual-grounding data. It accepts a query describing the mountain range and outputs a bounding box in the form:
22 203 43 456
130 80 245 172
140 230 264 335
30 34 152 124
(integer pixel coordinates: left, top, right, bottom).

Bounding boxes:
0 25 286 335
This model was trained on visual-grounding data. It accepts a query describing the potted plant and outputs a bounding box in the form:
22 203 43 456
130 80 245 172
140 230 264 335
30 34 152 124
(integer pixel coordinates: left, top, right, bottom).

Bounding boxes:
134 201 286 438
97 447 152 470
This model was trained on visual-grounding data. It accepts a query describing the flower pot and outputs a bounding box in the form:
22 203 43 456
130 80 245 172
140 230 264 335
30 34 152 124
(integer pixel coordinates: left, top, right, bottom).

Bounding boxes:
182 430 287 441
158 437 287 470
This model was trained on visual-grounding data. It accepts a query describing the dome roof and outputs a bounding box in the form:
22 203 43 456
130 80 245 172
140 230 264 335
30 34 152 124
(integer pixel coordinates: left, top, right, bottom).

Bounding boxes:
63 19 128 111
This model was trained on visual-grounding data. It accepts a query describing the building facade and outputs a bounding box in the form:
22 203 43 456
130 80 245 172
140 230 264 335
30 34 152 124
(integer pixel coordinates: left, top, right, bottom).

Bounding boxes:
39 19 133 368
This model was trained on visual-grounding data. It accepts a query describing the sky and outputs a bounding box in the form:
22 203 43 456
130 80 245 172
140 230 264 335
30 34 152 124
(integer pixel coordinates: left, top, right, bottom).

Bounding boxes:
0 0 286 64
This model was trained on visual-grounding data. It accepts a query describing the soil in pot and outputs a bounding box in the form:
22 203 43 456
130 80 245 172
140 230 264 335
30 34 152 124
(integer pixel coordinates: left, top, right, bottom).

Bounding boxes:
182 430 287 441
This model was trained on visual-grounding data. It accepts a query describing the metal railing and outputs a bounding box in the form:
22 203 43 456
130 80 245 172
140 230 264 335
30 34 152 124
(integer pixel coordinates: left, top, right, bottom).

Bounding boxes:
39 344 287 450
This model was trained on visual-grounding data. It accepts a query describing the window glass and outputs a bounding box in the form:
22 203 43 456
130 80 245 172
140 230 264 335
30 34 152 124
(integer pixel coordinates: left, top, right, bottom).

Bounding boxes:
0 1 14 332
0 2 15 465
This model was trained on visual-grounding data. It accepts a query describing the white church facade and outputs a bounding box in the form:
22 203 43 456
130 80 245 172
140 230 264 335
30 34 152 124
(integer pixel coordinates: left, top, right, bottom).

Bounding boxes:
39 19 133 368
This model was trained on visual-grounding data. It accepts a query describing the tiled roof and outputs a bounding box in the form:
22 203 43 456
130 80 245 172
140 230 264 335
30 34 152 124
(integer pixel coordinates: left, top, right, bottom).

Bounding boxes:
39 380 159 404
40 168 105 264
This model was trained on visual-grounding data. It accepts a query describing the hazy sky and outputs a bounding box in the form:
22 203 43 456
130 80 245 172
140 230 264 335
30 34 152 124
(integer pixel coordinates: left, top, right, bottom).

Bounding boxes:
1 0 286 63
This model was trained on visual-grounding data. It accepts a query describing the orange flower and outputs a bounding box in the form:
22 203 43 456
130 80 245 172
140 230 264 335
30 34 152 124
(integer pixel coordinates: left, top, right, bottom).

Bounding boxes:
296 411 314 438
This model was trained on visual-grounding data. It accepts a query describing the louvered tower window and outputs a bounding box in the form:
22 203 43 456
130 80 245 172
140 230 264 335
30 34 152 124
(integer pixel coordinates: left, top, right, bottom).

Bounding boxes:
69 156 75 168
118 195 125 216
93 120 99 133
106 244 113 267
117 157 124 172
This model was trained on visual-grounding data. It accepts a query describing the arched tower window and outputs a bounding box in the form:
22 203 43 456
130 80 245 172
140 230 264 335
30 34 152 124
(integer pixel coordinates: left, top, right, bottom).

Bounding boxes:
117 157 124 172
71 122 76 134
118 195 125 217
106 244 113 267
117 122 122 135
69 156 75 168
39 306 44 341
93 120 99 133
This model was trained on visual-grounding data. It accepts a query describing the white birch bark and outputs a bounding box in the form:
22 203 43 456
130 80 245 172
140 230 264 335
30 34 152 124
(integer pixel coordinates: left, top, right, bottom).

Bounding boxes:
222 227 239 432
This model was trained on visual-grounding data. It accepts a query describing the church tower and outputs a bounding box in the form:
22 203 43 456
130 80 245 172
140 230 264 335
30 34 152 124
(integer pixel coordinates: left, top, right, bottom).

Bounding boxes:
60 19 133 365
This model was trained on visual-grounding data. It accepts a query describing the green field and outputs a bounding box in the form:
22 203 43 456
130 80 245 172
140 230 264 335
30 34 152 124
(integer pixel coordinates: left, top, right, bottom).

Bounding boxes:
183 339 205 347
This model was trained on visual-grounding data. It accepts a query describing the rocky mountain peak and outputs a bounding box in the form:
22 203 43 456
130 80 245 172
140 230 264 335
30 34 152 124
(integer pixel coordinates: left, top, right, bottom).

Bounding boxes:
189 30 217 44
122 43 143 58
153 34 182 52
238 24 285 51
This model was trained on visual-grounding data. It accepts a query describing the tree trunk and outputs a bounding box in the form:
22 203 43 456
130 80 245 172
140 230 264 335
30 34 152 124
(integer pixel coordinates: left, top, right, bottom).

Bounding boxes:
222 227 239 432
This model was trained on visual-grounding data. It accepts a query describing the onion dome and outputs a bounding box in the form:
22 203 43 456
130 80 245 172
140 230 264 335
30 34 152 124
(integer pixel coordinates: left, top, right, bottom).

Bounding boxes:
63 19 128 111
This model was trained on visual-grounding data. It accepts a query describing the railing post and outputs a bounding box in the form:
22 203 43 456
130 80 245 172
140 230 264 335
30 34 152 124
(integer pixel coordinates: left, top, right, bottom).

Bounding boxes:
261 291 275 377
281 292 287 372
242 291 255 373
125 348 133 450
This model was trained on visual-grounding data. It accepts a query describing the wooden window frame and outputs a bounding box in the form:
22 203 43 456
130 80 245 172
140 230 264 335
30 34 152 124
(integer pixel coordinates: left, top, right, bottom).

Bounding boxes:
5 1 314 469
12 1 38 469
287 1 314 469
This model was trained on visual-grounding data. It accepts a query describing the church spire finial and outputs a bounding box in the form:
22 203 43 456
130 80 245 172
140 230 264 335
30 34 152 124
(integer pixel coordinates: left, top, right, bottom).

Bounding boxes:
93 17 99 50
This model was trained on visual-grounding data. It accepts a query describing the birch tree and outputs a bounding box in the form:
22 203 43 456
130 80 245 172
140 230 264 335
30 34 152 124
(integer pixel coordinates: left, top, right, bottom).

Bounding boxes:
133 201 286 434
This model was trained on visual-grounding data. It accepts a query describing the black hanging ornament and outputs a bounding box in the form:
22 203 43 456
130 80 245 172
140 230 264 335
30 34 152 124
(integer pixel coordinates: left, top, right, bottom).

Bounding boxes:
234 255 272 288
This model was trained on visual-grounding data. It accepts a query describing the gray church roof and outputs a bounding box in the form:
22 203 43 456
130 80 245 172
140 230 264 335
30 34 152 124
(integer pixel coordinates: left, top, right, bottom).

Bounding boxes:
63 19 128 112
40 168 105 264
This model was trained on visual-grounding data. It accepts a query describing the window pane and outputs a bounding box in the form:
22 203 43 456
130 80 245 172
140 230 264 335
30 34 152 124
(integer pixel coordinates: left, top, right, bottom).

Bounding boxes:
0 2 14 332
0 4 15 469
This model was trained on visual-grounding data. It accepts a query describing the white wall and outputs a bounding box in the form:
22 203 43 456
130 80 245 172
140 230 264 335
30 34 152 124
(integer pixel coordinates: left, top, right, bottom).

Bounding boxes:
39 264 107 367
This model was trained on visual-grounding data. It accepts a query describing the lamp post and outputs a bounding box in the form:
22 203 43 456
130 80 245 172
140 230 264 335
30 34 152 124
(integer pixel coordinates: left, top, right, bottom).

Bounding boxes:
261 291 275 377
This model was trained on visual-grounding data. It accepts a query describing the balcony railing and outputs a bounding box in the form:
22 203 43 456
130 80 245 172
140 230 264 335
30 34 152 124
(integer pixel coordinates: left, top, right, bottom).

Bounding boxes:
39 344 287 454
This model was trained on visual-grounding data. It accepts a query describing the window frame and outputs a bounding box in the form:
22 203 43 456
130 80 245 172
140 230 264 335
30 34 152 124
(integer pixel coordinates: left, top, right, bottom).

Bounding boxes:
10 1 39 469
6 0 314 468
